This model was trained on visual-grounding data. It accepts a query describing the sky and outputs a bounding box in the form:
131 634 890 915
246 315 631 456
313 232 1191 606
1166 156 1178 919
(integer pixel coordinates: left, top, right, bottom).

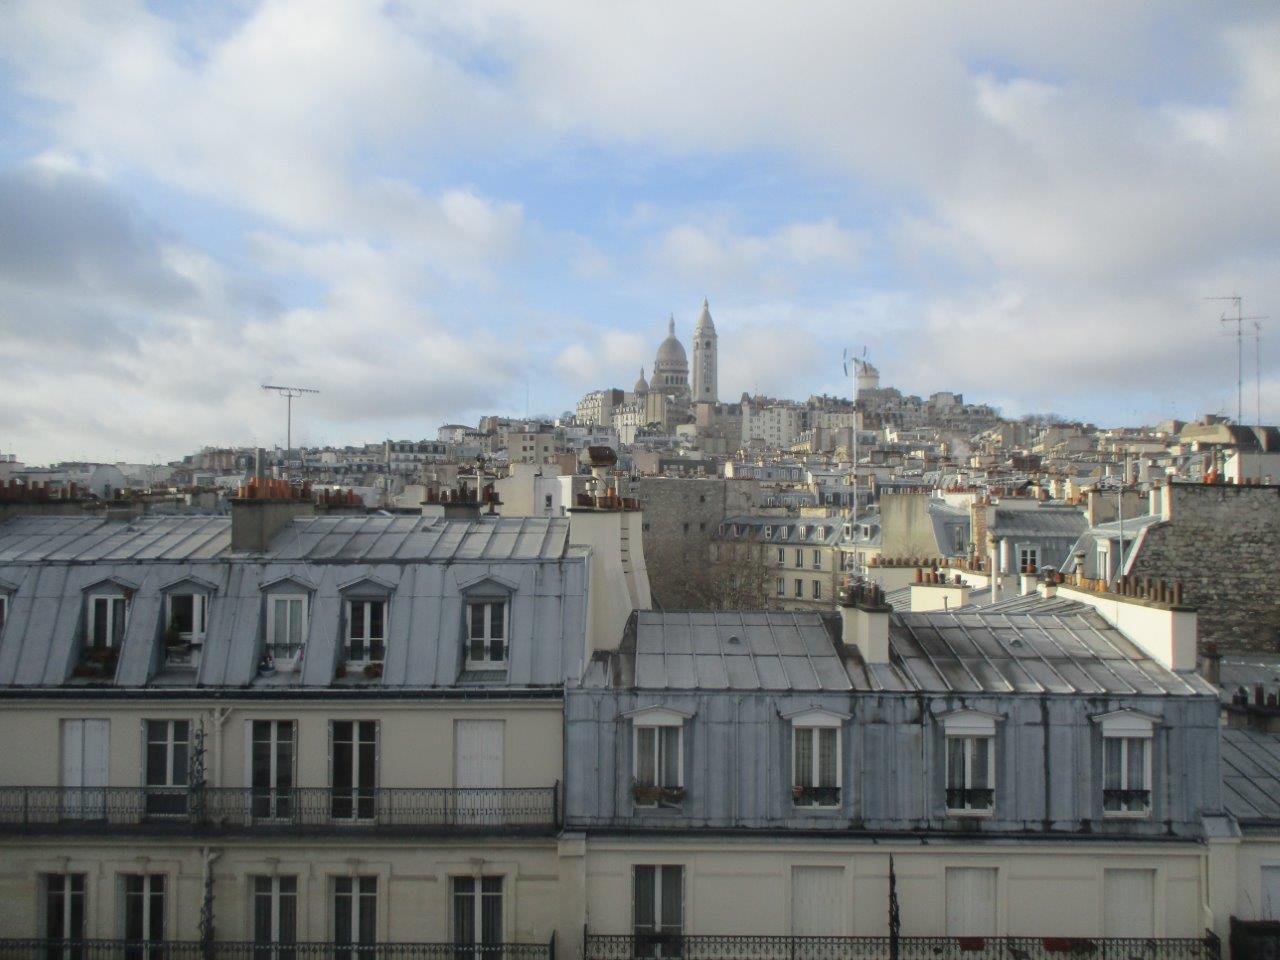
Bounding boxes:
1 1 1279 465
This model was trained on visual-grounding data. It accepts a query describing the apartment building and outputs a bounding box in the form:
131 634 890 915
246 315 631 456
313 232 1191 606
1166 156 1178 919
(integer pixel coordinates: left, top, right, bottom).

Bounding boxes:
0 505 604 951
564 581 1224 951
711 516 843 610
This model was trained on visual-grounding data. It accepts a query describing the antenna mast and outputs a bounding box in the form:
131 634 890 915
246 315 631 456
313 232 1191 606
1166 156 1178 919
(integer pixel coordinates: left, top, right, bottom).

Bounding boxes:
261 384 320 452
1209 295 1267 424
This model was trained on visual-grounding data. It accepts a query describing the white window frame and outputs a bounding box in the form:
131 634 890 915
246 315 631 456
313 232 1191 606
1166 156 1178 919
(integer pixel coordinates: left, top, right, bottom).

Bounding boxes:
794 549 803 567
628 707 689 808
942 711 998 816
812 549 822 570
1094 711 1156 818
164 592 208 643
250 874 298 947
1017 545 1039 573
812 580 821 600
345 598 388 664
330 719 379 822
776 578 785 597
794 579 803 599
118 873 166 941
763 526 773 540
786 710 845 809
451 875 505 953
87 593 128 648
465 598 509 671
331 875 378 948
42 872 87 940
265 593 308 667
633 865 684 949
247 719 296 820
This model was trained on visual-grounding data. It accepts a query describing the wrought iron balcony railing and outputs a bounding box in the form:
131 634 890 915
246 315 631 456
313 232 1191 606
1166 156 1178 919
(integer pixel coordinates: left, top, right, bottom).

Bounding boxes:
584 933 1221 960
0 785 559 835
1102 788 1151 813
0 939 554 960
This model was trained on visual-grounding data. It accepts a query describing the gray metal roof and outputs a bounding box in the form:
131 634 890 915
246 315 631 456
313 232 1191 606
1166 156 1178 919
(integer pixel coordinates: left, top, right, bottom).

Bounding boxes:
266 515 570 562
630 611 853 692
0 516 230 563
1221 727 1280 822
991 506 1087 540
870 607 1215 697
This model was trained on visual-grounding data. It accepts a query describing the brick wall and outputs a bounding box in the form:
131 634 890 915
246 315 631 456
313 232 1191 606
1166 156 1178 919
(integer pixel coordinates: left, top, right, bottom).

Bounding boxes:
1128 484 1280 652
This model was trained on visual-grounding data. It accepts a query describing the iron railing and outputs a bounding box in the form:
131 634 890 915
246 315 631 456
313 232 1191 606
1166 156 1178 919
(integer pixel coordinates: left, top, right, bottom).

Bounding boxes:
945 788 995 811
0 785 559 834
584 933 1221 960
0 941 553 960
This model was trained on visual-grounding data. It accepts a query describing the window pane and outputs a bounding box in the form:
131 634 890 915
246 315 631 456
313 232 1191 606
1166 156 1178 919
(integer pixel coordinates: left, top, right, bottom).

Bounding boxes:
947 737 966 790
636 728 656 786
92 598 107 645
1127 738 1147 791
273 600 288 646
287 599 302 644
972 737 991 790
279 883 297 944
481 880 503 944
454 878 475 945
633 867 655 931
111 599 127 645
469 604 483 639
1104 738 1122 791
489 603 504 640
794 729 813 788
818 728 837 788
171 595 194 633
660 727 680 786
369 601 384 640
660 866 683 931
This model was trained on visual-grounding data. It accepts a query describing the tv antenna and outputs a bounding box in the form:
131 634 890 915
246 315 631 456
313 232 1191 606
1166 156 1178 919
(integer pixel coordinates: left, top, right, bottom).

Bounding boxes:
1208 295 1267 424
1253 320 1265 427
261 384 320 451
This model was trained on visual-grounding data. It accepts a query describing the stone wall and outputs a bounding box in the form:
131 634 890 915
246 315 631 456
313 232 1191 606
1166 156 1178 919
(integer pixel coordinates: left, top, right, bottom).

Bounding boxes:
634 476 761 608
1128 483 1280 652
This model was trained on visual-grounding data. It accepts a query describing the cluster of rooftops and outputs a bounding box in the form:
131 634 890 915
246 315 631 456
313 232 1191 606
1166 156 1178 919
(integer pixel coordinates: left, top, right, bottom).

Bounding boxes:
0 513 1213 703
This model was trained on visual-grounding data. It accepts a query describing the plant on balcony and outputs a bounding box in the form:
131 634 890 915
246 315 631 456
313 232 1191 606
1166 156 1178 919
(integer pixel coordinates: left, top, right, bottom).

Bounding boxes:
632 781 684 805
334 663 347 678
792 785 840 806
163 616 183 648
363 662 383 679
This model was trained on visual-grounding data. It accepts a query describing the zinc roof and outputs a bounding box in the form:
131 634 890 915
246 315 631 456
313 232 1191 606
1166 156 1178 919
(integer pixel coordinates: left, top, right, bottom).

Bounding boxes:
0 516 230 562
632 611 853 692
991 507 1087 539
1221 727 1280 822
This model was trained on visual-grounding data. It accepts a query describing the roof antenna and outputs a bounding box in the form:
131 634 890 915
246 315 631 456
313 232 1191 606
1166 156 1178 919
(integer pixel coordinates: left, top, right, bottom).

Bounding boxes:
261 384 320 456
1208 295 1267 424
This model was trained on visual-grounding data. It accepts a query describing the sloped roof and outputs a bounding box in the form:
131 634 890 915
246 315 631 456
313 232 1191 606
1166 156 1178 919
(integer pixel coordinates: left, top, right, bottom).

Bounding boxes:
267 515 569 562
1221 727 1280 822
991 506 1087 539
0 515 230 562
630 611 852 692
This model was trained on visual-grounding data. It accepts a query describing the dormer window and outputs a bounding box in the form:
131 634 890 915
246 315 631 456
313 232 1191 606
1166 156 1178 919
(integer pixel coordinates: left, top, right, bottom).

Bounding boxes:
0 593 7 635
943 711 998 815
1095 711 1155 817
763 526 773 540
267 594 308 668
165 594 208 644
467 600 507 670
787 710 845 808
628 707 690 809
346 599 386 664
88 595 127 649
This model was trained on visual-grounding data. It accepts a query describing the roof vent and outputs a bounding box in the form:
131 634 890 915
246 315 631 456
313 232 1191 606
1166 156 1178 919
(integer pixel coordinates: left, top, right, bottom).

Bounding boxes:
727 634 741 645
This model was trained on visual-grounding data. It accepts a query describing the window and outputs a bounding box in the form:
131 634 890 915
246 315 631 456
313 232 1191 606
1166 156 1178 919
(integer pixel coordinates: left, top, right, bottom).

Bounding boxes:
794 579 803 598
812 549 821 570
682 522 690 535
333 876 377 953
42 873 86 942
251 720 295 819
1104 736 1151 814
794 549 802 567
776 547 785 565
776 578 785 597
331 720 377 821
165 593 207 642
792 724 840 807
811 580 821 600
0 594 7 635
452 876 503 956
144 720 189 817
633 866 683 958
466 600 507 670
1018 546 1038 573
633 714 684 808
252 876 297 956
346 600 386 663
120 874 165 946
267 595 307 662
88 594 127 648
943 712 996 814
764 526 773 540
1096 711 1154 816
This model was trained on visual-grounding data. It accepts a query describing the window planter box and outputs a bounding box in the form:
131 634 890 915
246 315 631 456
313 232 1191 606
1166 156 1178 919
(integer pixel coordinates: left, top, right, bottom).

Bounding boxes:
792 785 840 807
363 662 384 679
632 784 684 806
1103 788 1151 814
946 787 994 812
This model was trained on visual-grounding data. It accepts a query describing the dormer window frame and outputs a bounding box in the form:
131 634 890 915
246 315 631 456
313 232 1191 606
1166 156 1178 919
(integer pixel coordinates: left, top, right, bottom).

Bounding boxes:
1093 710 1157 819
86 591 129 650
942 710 999 816
345 598 388 666
459 577 515 674
163 592 209 645
783 708 847 809
265 592 309 671
626 707 690 809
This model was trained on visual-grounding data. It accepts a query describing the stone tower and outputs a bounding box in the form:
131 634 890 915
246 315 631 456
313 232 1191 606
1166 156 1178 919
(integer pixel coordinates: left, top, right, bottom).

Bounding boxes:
691 297 718 403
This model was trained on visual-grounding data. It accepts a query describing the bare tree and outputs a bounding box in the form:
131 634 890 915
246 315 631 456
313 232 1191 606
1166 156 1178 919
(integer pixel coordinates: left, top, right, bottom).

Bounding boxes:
646 537 776 610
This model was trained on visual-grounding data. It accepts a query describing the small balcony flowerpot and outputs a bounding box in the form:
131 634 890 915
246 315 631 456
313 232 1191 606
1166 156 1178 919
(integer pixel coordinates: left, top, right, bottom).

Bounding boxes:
335 664 347 679
363 662 383 679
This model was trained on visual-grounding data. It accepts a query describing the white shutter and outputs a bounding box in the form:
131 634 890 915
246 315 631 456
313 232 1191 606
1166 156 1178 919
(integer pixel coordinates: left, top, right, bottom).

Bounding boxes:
454 720 504 788
83 720 109 787
61 721 84 788
945 867 997 936
1262 866 1280 921
1103 869 1155 937
790 867 844 935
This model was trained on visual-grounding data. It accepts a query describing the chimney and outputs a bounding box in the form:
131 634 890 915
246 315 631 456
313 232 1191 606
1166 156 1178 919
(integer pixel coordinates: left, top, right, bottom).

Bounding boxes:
839 581 892 663
569 490 651 658
231 479 315 552
1199 641 1222 687
421 482 481 520
1019 566 1038 596
909 574 971 612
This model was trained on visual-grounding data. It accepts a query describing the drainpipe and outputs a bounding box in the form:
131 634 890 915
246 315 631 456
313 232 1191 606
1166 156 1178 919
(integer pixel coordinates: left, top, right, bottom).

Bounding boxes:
210 707 232 788
200 846 222 948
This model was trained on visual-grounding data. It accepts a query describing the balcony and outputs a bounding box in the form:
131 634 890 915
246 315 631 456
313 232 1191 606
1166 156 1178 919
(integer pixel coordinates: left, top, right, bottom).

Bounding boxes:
945 788 994 812
0 785 560 837
584 934 1220 960
0 940 553 960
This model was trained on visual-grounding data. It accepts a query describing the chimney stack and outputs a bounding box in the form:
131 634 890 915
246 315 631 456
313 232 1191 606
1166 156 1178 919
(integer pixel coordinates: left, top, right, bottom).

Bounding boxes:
838 581 892 663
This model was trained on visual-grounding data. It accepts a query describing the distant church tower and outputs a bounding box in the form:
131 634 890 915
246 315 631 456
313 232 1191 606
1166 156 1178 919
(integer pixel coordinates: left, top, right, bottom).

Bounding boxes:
691 297 718 403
